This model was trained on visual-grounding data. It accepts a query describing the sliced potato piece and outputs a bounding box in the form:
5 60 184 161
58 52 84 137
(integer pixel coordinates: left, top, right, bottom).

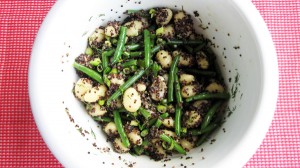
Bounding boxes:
86 103 107 117
83 85 107 103
181 85 198 98
123 87 142 112
74 78 93 101
156 8 173 25
156 50 172 69
179 74 195 85
113 138 130 153
103 122 118 137
206 82 225 93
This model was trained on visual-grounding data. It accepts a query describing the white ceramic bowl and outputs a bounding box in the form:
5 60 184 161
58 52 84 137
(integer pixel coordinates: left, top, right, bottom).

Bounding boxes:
29 0 278 167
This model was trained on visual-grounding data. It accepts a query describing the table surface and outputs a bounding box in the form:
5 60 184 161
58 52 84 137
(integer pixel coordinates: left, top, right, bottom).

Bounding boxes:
0 0 299 167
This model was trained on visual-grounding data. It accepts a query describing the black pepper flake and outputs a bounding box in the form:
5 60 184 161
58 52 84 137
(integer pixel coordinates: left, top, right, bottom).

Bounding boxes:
210 139 216 144
186 156 192 159
111 9 113 11
233 46 240 49
223 128 226 133
88 151 90 154
201 148 204 152
163 164 166 167
227 33 230 36
193 11 199 17
180 163 184 166
121 5 123 7
103 162 105 164
229 78 232 82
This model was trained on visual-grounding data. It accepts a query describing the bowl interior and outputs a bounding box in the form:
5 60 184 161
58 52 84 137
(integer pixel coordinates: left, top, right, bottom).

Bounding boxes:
29 0 277 167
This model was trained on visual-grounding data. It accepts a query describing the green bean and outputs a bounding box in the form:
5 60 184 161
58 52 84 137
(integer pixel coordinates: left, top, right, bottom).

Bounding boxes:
151 45 161 54
167 39 205 45
167 55 180 103
125 44 141 51
154 112 169 128
174 68 182 105
185 92 230 102
175 104 182 137
200 101 223 130
150 33 156 47
133 146 144 155
104 75 110 87
113 110 130 148
125 51 143 58
103 49 115 57
195 133 210 147
144 29 151 68
189 123 218 136
73 62 104 84
184 69 216 77
195 120 220 147
107 68 147 105
140 117 157 130
103 67 111 74
122 45 162 59
160 112 169 119
184 45 193 54
92 116 112 122
154 118 162 127
160 134 186 155
102 50 114 73
111 26 127 65
120 59 137 68
193 42 206 53
139 107 151 120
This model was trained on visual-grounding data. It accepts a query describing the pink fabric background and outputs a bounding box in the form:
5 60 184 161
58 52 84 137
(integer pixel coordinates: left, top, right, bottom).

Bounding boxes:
0 0 299 167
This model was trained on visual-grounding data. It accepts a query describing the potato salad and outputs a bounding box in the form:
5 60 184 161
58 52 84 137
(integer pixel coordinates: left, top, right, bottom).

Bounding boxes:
73 7 230 160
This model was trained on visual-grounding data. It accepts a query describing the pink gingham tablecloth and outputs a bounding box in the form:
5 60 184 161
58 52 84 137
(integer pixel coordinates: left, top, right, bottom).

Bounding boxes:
0 0 299 167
